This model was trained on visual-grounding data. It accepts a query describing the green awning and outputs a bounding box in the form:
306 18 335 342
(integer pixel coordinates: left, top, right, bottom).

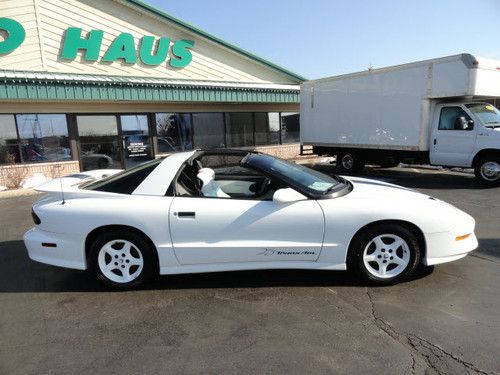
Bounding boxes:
0 71 300 103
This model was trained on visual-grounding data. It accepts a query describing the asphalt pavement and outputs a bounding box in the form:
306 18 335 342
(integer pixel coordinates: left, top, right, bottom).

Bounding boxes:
0 165 498 375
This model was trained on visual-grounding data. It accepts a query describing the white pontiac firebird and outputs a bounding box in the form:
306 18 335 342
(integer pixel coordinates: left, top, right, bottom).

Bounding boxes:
24 150 478 289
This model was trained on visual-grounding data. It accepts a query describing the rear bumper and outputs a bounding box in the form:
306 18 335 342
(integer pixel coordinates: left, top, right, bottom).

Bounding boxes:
423 231 478 266
23 227 86 270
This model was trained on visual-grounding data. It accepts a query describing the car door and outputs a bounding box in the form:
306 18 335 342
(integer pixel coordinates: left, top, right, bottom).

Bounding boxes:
168 196 324 265
430 105 477 167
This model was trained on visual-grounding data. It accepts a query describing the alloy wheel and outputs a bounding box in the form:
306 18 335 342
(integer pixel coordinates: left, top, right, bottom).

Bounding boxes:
97 239 144 283
362 234 410 279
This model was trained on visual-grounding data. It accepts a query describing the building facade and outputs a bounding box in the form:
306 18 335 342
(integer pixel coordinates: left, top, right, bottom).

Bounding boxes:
0 0 302 186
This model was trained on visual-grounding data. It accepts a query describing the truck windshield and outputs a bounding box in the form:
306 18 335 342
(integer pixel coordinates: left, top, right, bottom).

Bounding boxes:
466 103 500 128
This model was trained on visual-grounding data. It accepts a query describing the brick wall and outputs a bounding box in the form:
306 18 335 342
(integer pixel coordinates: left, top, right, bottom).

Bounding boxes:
0 161 80 188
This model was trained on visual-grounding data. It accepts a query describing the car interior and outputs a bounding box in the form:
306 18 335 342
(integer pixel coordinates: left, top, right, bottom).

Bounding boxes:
172 152 285 200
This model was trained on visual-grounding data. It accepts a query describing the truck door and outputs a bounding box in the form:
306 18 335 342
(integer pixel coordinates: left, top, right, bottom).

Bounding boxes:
430 105 477 167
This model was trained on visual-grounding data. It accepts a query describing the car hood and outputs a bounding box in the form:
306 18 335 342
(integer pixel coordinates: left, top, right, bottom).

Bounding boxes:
341 176 430 201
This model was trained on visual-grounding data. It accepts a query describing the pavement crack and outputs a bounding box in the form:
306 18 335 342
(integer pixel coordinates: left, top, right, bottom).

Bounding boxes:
407 334 491 375
364 288 494 375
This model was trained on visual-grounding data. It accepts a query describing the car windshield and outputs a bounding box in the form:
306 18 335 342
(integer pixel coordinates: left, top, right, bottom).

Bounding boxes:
466 103 500 128
243 153 344 195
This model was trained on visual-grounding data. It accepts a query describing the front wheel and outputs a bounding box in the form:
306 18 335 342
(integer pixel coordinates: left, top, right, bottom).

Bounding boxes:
348 224 421 285
89 230 157 289
474 157 500 186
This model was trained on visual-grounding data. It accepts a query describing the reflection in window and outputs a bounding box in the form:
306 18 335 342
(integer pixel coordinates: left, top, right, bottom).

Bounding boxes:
77 115 118 137
76 115 121 170
255 112 280 145
156 113 193 153
225 113 254 147
0 115 20 164
16 114 71 163
192 113 225 149
281 112 300 143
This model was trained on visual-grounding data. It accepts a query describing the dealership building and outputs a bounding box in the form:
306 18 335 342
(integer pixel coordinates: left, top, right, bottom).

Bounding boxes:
0 0 303 185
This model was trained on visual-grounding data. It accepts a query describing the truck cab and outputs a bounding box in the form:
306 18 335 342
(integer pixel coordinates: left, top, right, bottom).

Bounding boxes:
430 102 500 185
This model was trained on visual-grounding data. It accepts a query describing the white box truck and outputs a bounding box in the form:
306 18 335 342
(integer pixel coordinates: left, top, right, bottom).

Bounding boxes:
300 54 500 185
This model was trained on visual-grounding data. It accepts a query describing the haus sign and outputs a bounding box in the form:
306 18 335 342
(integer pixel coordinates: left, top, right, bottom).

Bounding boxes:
0 17 195 68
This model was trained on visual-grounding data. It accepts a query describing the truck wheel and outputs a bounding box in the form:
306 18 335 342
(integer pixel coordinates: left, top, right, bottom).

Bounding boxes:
474 157 500 186
338 152 365 173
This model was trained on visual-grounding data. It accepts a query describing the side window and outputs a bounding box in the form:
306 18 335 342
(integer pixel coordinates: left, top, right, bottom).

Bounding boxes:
438 107 473 131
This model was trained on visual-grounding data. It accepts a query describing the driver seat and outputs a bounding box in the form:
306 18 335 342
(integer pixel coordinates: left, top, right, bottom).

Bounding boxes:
197 168 230 198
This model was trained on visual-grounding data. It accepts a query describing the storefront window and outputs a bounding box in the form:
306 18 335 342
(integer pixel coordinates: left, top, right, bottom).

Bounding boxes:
255 112 280 145
120 115 152 168
16 114 71 163
192 113 225 149
281 112 300 143
0 115 20 164
225 113 254 147
156 113 193 153
77 115 121 170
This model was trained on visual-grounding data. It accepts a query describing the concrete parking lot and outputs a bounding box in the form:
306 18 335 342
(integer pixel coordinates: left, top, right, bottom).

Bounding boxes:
0 165 499 375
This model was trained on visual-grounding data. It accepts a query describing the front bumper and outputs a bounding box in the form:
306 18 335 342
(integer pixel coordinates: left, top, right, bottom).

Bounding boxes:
423 231 478 266
23 227 87 270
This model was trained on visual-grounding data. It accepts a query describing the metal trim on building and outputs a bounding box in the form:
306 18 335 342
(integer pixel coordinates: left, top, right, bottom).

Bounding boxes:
0 71 300 103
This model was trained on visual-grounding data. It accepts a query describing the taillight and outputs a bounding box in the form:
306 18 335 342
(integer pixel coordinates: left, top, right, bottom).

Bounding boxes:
31 209 41 225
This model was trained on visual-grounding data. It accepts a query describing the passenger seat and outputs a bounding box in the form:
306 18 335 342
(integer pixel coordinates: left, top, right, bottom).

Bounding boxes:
197 168 230 198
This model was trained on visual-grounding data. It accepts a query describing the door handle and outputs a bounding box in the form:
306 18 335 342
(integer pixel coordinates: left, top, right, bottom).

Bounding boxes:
433 138 437 145
176 211 196 218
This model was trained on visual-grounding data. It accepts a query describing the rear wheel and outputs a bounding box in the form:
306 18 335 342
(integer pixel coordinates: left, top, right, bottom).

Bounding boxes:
348 224 421 285
337 151 365 173
89 230 157 289
474 157 500 186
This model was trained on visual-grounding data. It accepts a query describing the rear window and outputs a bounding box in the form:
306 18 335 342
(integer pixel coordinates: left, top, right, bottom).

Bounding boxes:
83 158 162 194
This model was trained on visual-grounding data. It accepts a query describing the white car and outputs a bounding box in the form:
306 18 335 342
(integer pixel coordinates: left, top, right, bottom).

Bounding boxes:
24 150 478 289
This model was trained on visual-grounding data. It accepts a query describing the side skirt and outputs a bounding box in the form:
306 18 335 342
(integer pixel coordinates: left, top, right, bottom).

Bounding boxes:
159 261 347 275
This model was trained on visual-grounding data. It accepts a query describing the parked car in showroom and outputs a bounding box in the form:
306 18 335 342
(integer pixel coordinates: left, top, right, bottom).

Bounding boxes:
24 150 477 289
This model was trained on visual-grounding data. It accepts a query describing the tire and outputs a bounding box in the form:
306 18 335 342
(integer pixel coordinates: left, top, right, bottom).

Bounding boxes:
89 229 158 290
474 157 500 187
348 224 421 286
337 151 365 173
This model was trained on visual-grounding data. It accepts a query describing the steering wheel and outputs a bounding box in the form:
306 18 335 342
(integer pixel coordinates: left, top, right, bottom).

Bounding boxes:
256 177 272 196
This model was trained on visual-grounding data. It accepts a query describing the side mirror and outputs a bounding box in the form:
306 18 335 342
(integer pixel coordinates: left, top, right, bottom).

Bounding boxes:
273 188 306 204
